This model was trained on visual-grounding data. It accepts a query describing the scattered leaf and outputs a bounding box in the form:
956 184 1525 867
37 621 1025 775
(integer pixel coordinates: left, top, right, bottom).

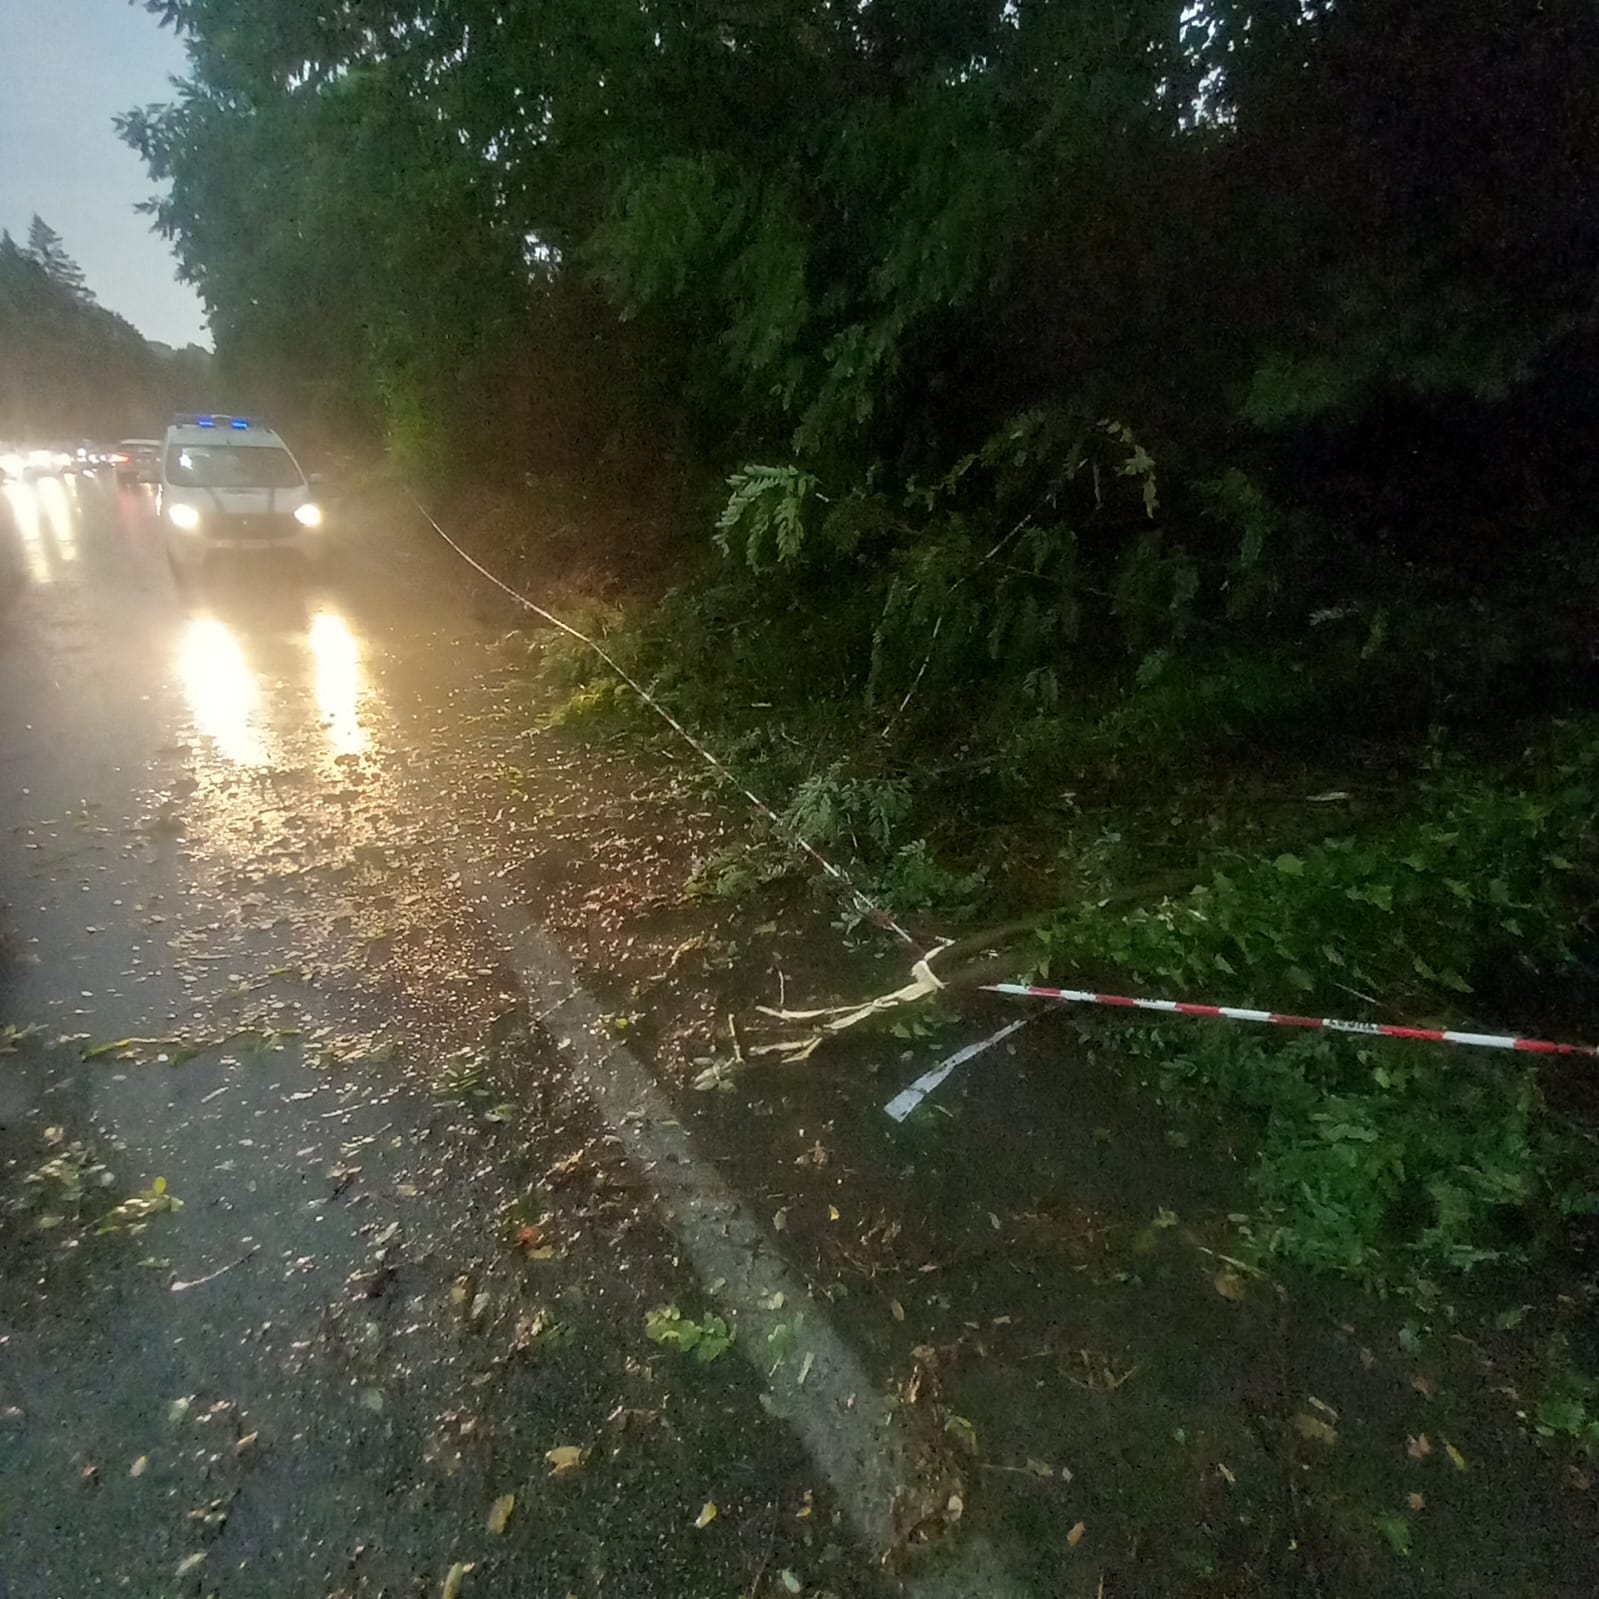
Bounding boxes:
694 1501 718 1529
827 1204 841 1222
779 1570 803 1594
1292 1413 1338 1446
441 1561 475 1598
235 1431 259 1454
487 1493 516 1534
1406 1491 1425 1512
359 1388 385 1412
772 1207 789 1232
1067 1520 1086 1548
945 1492 964 1522
794 1489 814 1520
944 1413 979 1455
1216 1462 1236 1486
129 1455 149 1477
1444 1440 1467 1472
1406 1433 1431 1461
890 1300 905 1323
167 1396 192 1426
175 1552 206 1577
546 1445 586 1476
1152 1207 1178 1229
1213 1268 1248 1302
1025 1458 1054 1478
1374 1511 1412 1557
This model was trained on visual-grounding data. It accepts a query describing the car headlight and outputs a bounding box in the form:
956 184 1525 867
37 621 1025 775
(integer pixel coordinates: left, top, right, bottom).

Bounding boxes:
293 502 324 528
168 502 202 531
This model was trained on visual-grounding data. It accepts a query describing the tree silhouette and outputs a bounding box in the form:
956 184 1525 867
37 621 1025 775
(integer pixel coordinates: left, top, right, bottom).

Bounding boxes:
27 215 94 303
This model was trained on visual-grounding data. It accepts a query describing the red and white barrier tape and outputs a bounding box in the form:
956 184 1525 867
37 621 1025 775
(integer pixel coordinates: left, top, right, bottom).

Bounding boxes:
981 983 1598 1059
413 499 919 947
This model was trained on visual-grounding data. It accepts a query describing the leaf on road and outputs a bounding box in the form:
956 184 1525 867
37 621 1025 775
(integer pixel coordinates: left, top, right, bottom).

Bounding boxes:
129 1455 149 1477
1444 1440 1467 1472
1374 1511 1413 1557
175 1552 206 1577
890 1299 905 1322
1213 1268 1248 1301
487 1493 515 1534
442 1561 475 1598
943 1413 979 1455
694 1500 718 1529
779 1570 803 1594
1407 1433 1431 1460
1406 1491 1425 1511
546 1445 587 1475
1292 1413 1338 1446
1067 1520 1086 1548
167 1396 192 1426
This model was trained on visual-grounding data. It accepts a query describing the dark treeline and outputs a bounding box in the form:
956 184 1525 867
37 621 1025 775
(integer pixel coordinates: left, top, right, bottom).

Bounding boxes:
0 215 212 443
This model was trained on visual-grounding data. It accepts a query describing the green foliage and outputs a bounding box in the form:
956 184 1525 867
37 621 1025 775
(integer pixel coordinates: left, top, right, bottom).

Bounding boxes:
1054 722 1599 1288
644 1305 734 1363
1039 722 1599 1012
783 762 909 860
715 464 823 570
1135 1020 1581 1284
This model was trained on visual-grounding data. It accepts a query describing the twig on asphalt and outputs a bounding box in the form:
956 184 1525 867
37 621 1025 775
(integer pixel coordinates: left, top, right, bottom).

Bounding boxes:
171 1244 260 1293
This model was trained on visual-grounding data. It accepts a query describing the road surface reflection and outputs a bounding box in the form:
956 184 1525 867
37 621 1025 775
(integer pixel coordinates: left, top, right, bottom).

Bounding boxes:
2 476 78 582
308 608 368 758
176 606 371 770
177 616 267 766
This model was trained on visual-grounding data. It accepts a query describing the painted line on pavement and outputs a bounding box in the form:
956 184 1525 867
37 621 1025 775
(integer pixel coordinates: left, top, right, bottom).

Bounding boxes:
457 856 1032 1599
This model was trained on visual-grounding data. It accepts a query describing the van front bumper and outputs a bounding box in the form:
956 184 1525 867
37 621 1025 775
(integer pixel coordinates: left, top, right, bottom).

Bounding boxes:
168 515 324 558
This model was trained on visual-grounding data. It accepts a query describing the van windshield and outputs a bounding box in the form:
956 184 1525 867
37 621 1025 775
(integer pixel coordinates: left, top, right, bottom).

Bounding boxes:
166 444 302 489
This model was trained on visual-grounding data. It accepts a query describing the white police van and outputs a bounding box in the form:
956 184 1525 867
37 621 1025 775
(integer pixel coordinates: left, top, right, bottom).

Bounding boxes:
159 415 326 572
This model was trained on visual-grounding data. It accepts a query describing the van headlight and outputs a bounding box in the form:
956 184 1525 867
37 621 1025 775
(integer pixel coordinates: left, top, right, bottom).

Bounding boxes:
168 502 201 531
293 502 324 528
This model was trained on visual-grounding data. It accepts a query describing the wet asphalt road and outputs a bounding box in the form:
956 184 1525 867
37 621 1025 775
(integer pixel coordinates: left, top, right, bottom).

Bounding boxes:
0 474 875 1598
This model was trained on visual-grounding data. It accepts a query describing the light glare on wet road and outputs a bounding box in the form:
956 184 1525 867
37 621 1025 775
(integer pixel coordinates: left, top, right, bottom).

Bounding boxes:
178 616 266 766
309 608 367 757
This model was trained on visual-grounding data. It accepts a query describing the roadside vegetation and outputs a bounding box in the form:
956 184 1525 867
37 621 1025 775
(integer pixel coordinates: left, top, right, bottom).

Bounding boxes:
125 0 1597 1355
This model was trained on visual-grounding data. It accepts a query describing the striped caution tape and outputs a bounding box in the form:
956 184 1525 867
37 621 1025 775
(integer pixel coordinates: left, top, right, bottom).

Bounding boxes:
981 982 1598 1059
413 498 920 948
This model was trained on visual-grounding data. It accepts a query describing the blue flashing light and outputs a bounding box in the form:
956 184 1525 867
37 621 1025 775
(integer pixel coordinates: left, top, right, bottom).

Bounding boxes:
230 417 249 430
197 416 216 428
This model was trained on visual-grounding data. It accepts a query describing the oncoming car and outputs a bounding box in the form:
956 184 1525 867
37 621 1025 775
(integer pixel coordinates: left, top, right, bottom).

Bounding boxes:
158 416 326 574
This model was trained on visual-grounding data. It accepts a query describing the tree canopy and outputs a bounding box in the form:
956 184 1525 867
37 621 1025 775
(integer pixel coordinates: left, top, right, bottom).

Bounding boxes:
121 0 1599 709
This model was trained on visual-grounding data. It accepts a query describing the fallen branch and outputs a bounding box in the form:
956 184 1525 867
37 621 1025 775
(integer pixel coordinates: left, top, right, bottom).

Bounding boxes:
171 1243 260 1292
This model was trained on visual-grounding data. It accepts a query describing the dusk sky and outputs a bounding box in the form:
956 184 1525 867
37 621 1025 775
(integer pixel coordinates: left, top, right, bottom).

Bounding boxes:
0 0 209 348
